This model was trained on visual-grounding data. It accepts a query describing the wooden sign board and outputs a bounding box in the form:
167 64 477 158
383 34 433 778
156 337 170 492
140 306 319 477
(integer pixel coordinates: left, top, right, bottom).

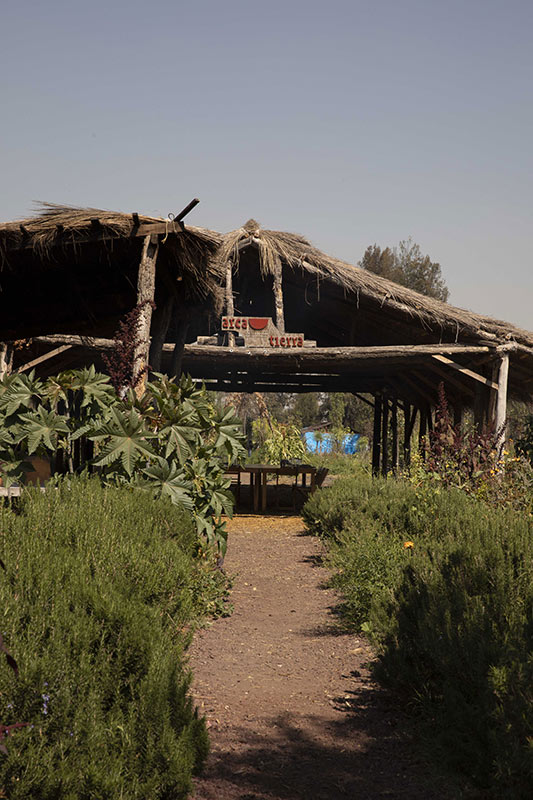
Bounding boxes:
221 316 304 348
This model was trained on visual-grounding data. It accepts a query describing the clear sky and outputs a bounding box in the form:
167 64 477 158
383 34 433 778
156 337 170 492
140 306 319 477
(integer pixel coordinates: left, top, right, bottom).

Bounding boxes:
1 0 532 330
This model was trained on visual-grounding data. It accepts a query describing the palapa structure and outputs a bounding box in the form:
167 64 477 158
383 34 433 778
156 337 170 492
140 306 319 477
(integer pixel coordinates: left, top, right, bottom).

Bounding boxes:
0 201 221 390
1 207 532 473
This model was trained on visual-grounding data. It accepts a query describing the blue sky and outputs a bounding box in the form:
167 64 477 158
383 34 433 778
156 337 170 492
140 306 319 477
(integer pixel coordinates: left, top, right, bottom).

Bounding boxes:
1 0 532 329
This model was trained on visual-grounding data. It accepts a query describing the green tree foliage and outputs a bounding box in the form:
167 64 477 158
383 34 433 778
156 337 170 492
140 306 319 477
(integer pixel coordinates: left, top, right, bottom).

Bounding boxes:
359 237 449 302
291 392 321 427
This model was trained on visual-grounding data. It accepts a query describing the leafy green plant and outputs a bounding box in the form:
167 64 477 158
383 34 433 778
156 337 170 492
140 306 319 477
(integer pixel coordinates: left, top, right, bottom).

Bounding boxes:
0 477 222 799
0 369 245 555
303 471 533 796
254 418 305 463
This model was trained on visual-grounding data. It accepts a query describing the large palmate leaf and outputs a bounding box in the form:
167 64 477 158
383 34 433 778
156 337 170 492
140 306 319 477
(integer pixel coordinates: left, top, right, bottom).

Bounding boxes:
212 407 246 462
70 365 116 412
141 462 195 510
0 372 44 418
90 408 158 476
18 407 70 454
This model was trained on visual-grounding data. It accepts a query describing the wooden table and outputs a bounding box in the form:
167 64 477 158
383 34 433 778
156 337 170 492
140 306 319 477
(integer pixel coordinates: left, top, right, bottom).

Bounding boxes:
240 464 317 513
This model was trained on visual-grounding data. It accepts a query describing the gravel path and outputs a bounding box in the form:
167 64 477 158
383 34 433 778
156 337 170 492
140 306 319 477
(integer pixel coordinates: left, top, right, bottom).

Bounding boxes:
189 514 452 800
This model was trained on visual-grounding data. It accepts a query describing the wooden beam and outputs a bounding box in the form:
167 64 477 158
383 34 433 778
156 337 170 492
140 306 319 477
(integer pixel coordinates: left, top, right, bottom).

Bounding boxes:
16 345 72 373
174 198 200 222
430 362 475 397
432 354 498 390
133 234 158 396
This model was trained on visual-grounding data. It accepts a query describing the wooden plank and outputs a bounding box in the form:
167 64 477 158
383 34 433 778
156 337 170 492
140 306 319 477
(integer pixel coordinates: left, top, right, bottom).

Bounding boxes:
133 234 158 395
16 345 72 373
432 354 498 390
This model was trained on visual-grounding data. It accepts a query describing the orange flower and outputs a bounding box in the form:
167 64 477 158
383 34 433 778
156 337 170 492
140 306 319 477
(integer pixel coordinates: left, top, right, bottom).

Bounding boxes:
403 541 414 549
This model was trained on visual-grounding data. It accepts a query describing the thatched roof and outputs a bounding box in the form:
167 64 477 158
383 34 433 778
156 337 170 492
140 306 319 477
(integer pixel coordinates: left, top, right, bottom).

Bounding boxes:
218 220 533 349
0 202 222 293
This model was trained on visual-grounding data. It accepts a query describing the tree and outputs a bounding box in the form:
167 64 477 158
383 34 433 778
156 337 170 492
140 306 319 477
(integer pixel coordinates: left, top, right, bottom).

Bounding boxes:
359 237 449 302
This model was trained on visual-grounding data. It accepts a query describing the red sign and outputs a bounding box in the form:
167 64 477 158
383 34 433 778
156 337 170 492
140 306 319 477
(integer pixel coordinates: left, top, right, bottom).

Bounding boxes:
269 335 303 348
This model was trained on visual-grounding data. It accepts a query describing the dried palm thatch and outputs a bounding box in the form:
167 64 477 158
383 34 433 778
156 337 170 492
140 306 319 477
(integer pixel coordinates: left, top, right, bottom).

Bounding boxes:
218 220 533 348
0 202 223 299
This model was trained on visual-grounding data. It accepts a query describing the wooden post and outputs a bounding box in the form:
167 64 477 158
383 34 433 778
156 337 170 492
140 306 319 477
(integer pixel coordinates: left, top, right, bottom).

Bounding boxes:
391 397 399 473
403 404 416 468
225 261 235 346
419 407 427 459
133 234 158 397
495 354 509 452
273 260 285 333
0 343 13 380
381 394 389 477
170 312 190 379
149 296 174 373
372 393 382 477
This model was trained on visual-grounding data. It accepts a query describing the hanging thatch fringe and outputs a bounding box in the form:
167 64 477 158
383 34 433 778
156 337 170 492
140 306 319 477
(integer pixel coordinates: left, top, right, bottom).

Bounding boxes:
217 220 533 348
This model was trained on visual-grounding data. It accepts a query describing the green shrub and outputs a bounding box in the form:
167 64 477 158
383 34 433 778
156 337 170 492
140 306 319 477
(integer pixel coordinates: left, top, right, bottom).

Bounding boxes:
0 477 218 799
303 475 533 795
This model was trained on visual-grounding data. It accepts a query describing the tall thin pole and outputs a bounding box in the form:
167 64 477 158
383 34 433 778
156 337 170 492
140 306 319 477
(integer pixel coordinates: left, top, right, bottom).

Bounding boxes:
372 393 382 477
133 234 158 397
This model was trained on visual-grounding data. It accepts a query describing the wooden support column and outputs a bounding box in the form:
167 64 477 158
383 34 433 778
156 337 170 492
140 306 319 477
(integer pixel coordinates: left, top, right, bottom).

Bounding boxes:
273 260 285 333
372 393 382 477
403 404 416 467
391 397 399 473
149 296 174 373
133 234 158 397
381 394 389 477
0 343 13 380
225 260 235 346
473 385 487 432
419 407 427 458
170 311 191 379
495 354 509 451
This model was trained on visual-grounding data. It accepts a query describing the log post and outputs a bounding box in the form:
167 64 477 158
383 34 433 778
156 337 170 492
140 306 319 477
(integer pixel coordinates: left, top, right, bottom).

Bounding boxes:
372 393 382 477
225 260 235 347
403 404 416 468
170 311 191 379
273 260 285 333
391 397 399 473
0 343 13 380
133 234 158 397
495 354 509 452
149 296 174 373
381 394 389 477
419 407 427 459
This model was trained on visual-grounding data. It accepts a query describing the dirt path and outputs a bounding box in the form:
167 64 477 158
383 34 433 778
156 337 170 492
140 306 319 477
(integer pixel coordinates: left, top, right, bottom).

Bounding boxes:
189 515 452 800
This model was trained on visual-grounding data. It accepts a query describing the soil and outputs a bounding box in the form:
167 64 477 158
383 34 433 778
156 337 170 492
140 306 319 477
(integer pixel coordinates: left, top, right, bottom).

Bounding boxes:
189 512 455 800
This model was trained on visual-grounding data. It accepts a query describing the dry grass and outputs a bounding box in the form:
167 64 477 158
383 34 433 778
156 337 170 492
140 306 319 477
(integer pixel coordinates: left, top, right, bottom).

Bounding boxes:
218 220 533 347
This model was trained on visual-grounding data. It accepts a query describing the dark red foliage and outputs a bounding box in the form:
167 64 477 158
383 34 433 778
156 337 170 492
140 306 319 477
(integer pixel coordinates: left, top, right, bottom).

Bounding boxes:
102 302 154 395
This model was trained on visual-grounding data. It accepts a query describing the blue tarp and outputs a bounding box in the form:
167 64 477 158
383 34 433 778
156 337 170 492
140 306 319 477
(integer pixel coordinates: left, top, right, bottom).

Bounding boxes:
304 431 360 454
